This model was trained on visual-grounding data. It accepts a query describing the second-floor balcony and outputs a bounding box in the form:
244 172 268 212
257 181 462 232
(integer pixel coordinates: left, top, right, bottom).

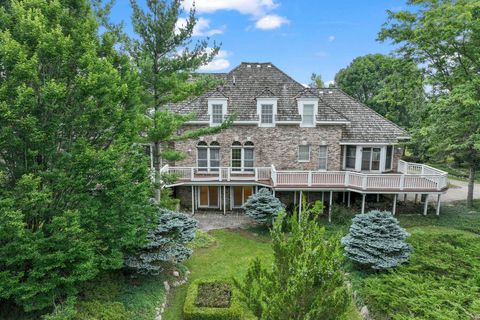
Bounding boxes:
161 160 448 193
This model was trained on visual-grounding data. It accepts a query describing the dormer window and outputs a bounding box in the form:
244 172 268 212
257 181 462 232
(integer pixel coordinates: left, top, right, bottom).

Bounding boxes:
208 98 227 126
256 98 277 127
297 98 319 127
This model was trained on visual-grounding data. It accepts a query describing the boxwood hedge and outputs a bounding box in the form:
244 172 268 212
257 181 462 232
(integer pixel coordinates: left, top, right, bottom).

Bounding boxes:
183 279 243 320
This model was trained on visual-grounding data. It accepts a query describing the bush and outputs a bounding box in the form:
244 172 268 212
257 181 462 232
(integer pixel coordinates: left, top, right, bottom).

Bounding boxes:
342 210 411 270
234 211 351 320
75 301 129 320
125 208 197 275
188 230 216 249
242 188 284 225
183 279 242 320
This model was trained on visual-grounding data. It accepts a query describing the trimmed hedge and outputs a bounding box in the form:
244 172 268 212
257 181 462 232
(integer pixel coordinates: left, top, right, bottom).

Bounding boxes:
183 279 243 320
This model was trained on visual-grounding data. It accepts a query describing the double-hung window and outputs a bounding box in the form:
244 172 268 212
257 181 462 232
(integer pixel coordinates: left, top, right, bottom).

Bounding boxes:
231 141 255 171
211 104 223 124
261 104 273 125
302 104 315 126
298 145 310 162
197 141 220 171
385 146 393 171
319 145 328 170
345 146 356 169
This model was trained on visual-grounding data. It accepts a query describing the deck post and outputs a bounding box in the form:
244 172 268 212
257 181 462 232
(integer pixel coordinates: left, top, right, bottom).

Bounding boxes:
414 194 418 204
322 191 324 202
191 186 195 215
377 194 380 202
328 191 333 223
273 188 276 197
223 186 226 215
423 194 429 216
392 194 397 216
436 194 441 216
294 191 297 207
361 194 366 214
299 190 303 218
403 193 407 202
342 191 346 203
347 191 351 207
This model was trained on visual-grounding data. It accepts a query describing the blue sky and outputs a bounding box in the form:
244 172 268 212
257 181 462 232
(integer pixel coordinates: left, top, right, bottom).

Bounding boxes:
110 0 406 85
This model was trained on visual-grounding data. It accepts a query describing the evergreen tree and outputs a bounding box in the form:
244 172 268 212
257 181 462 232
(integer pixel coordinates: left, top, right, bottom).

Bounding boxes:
341 210 411 270
125 208 197 275
234 211 351 320
129 0 233 203
242 188 284 225
0 0 154 313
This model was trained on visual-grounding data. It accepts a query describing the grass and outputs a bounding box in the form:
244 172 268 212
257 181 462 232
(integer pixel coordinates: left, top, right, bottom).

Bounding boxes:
163 228 362 320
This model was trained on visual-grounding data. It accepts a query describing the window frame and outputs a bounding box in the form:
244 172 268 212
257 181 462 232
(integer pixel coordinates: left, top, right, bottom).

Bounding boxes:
385 145 393 171
197 141 221 172
302 104 315 127
298 145 311 162
319 145 328 170
256 98 277 127
231 141 255 172
297 98 319 128
208 98 227 127
211 104 224 124
345 145 356 170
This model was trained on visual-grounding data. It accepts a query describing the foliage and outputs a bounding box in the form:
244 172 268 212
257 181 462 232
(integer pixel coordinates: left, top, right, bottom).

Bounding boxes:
242 188 284 225
188 230 216 249
160 187 180 211
234 211 351 320
309 73 325 88
356 228 480 320
183 279 242 320
129 0 231 202
0 0 155 314
75 301 129 320
334 54 425 128
342 210 411 270
379 0 480 206
125 208 198 275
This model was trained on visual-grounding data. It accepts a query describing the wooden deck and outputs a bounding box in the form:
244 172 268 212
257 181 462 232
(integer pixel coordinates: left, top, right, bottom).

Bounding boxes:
161 160 448 193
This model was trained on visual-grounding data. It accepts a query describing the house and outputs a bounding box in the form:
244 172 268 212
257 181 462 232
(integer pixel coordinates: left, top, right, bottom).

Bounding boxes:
162 62 448 218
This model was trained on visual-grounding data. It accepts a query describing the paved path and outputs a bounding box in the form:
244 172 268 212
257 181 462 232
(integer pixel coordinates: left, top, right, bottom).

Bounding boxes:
442 179 480 202
192 212 258 231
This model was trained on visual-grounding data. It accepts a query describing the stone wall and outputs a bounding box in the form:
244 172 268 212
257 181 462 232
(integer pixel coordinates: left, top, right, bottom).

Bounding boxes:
173 124 343 171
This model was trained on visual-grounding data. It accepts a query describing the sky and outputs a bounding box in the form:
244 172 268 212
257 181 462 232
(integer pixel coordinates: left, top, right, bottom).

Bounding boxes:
110 0 407 86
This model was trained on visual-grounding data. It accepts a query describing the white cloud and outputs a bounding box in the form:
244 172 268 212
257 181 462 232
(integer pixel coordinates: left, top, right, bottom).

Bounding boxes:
328 35 336 42
198 49 231 72
183 0 278 17
326 80 335 87
176 17 225 37
255 14 289 30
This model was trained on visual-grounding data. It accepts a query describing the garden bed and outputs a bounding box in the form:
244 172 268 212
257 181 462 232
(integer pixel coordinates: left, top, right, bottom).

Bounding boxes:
183 279 242 320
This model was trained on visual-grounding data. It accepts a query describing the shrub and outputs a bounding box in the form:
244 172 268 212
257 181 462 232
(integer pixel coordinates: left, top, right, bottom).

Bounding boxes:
183 279 242 320
342 210 411 270
234 211 351 320
75 301 129 320
242 188 284 225
125 208 198 275
188 230 216 249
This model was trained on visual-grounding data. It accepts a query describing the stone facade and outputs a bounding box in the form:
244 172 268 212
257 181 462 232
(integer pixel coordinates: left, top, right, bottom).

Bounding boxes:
173 124 343 171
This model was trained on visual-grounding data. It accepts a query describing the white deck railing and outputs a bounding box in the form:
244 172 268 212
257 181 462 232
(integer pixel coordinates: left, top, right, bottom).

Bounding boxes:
161 160 449 191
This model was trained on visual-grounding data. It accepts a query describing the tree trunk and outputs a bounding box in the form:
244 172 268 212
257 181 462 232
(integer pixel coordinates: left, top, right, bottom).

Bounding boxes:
154 140 161 203
467 165 476 208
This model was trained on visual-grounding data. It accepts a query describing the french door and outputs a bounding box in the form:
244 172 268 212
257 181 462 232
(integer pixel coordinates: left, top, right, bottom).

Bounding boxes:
232 186 253 208
199 186 219 208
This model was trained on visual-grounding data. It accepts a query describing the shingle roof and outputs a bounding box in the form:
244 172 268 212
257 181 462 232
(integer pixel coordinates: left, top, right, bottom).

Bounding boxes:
170 62 410 143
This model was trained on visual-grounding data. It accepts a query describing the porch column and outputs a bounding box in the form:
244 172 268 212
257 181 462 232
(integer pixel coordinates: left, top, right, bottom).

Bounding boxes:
403 193 407 202
223 186 226 215
414 194 418 204
328 191 333 223
392 194 397 216
361 194 366 214
436 194 441 216
273 188 276 197
342 192 346 203
191 186 195 215
423 194 429 216
347 191 351 207
294 191 297 207
299 190 303 218
377 194 380 203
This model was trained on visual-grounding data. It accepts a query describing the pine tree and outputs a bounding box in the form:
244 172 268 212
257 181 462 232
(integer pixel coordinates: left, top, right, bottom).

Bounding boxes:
341 210 411 270
234 211 351 320
129 0 232 203
242 188 284 225
124 208 197 275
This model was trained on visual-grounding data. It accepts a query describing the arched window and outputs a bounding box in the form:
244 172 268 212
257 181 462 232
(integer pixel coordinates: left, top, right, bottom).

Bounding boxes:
197 141 220 171
231 141 255 172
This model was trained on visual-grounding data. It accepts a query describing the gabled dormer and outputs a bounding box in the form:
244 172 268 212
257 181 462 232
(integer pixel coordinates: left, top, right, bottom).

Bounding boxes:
255 88 277 127
207 89 228 127
295 89 319 127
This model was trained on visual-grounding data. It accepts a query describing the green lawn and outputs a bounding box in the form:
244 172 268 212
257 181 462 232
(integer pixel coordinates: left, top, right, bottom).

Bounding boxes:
164 228 362 320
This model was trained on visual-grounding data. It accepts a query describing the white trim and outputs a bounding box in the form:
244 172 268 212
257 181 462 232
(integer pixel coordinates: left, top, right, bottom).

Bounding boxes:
208 98 227 127
316 120 350 125
256 98 278 127
340 142 399 146
297 98 319 128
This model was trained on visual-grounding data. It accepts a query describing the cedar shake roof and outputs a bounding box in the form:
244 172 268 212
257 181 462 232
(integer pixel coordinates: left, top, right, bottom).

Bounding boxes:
170 62 410 143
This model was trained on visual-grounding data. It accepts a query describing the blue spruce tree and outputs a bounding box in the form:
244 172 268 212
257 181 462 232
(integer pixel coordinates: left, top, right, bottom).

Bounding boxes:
125 208 197 274
242 188 284 225
341 210 411 270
